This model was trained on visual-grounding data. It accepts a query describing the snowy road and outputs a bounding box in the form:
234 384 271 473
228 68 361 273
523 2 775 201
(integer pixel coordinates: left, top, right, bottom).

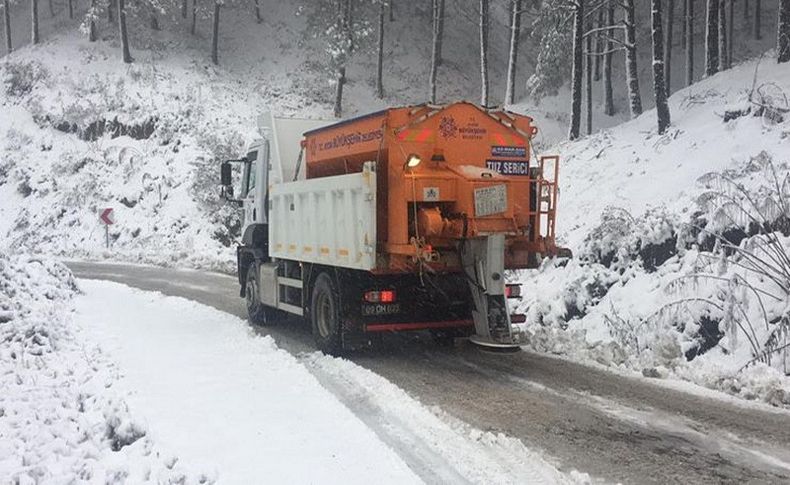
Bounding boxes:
68 261 790 484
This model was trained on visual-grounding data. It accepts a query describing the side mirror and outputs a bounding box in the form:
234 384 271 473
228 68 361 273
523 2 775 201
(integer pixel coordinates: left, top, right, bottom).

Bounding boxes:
220 161 232 186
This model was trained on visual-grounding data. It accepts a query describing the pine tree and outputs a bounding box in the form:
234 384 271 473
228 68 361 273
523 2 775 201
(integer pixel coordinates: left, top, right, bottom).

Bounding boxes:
585 15 592 135
779 0 790 63
436 0 444 66
505 0 522 105
705 0 719 75
479 0 489 106
191 0 197 34
686 0 694 85
376 0 385 98
212 0 220 64
31 0 39 44
718 0 728 70
652 0 671 134
430 0 440 103
593 8 602 81
89 0 98 41
603 2 615 115
119 0 133 63
334 0 352 117
727 0 733 66
665 0 675 96
568 0 583 139
3 0 11 53
624 0 643 117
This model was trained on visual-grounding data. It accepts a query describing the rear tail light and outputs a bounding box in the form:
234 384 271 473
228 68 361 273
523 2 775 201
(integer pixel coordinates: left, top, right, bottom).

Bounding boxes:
505 284 522 298
364 290 397 303
510 313 527 324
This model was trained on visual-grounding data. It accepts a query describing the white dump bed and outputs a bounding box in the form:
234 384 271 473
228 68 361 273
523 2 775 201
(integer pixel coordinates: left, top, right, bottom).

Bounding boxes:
268 162 377 271
258 113 335 184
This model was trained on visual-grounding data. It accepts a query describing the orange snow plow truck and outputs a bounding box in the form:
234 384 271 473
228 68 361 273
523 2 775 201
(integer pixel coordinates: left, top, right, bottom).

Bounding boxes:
220 102 566 354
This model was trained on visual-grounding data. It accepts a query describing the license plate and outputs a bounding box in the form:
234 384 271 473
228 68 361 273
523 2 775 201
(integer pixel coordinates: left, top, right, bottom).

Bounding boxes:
474 185 507 217
361 303 402 316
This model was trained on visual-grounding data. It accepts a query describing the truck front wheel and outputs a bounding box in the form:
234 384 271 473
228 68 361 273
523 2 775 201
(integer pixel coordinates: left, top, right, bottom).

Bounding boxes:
246 266 279 325
310 272 343 355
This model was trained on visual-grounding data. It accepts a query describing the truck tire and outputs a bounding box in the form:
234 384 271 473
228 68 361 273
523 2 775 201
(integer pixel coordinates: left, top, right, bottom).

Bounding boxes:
245 265 279 325
310 272 343 355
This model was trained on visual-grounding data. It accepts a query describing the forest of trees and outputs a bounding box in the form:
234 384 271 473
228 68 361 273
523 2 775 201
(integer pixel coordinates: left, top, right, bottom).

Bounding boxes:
1 0 789 135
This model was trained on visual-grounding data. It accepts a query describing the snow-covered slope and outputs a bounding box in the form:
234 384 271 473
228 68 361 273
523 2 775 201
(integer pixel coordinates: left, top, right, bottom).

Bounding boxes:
516 52 790 407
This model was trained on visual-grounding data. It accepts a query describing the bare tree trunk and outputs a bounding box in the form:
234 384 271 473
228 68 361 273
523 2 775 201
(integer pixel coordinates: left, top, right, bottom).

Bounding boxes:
624 0 643 117
389 0 394 21
727 0 733 66
47 0 53 18
3 0 11 53
436 0 444 66
119 0 133 63
254 0 261 23
594 8 602 81
68 0 73 19
212 1 220 65
376 1 384 98
665 0 675 96
652 0 671 134
568 1 583 140
585 16 592 136
479 0 489 107
429 0 440 103
182 0 187 18
150 11 160 30
686 0 694 85
334 66 346 117
334 0 351 117
718 0 728 70
108 0 115 23
754 0 761 39
682 0 687 47
31 0 39 44
345 0 353 54
780 0 790 63
191 0 197 35
89 0 97 41
705 0 719 75
603 3 615 115
505 0 522 105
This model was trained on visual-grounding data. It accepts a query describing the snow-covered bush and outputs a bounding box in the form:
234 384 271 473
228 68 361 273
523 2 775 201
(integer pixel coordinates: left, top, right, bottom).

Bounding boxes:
2 60 49 97
0 253 212 482
578 206 680 273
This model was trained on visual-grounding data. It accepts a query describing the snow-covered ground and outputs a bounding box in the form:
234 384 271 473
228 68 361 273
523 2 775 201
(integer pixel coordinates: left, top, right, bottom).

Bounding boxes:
515 51 790 407
1 254 584 483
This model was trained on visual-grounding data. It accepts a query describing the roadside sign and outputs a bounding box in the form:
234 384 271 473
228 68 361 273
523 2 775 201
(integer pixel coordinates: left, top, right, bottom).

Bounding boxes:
100 208 115 225
100 208 114 248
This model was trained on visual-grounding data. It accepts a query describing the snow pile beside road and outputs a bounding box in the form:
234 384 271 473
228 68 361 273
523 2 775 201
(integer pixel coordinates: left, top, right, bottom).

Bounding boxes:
0 254 211 483
517 53 790 407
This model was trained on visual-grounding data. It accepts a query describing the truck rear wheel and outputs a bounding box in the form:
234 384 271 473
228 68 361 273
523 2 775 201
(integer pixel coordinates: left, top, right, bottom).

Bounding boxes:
246 265 280 325
310 272 343 355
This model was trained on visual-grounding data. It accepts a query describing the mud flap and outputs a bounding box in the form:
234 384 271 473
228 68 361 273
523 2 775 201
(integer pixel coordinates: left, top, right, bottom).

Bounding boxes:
460 234 521 349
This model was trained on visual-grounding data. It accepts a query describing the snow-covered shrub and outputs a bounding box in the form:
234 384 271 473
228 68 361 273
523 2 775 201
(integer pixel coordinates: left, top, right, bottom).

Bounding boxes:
1 60 49 97
579 206 680 273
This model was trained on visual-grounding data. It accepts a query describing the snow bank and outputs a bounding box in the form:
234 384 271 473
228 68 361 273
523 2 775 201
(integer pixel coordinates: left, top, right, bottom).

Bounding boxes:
517 53 790 407
0 254 212 483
